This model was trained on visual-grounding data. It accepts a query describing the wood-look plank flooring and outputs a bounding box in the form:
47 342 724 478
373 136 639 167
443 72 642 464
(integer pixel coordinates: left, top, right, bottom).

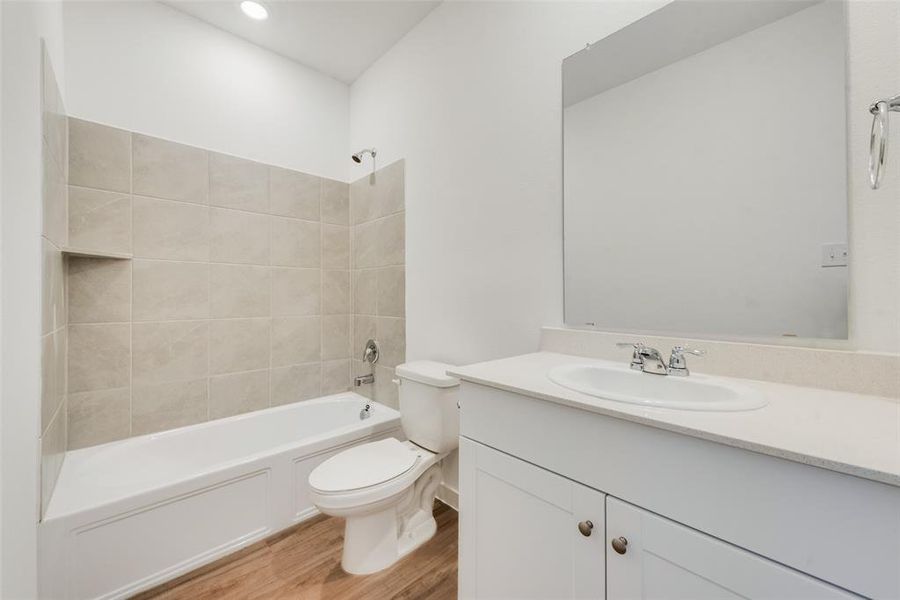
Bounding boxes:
135 501 458 600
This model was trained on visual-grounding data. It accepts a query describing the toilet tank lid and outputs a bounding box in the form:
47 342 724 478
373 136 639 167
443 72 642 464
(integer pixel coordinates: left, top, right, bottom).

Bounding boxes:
396 361 459 388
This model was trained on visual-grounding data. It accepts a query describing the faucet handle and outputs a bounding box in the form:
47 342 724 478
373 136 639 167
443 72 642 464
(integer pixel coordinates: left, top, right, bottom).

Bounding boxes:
617 342 646 371
671 345 706 357
616 342 645 349
669 346 706 375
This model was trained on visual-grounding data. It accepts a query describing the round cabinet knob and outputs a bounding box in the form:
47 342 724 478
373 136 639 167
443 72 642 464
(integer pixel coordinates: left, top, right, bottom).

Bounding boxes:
577 520 594 537
611 536 628 555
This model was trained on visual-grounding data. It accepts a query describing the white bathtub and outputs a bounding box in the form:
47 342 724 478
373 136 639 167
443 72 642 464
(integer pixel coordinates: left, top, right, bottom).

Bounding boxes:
39 393 402 600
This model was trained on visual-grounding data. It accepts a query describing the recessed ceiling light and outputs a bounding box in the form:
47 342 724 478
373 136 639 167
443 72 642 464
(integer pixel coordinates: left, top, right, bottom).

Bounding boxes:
240 1 268 20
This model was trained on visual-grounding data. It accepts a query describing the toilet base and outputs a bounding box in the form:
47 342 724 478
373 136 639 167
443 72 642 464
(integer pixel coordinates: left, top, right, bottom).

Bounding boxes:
340 463 443 575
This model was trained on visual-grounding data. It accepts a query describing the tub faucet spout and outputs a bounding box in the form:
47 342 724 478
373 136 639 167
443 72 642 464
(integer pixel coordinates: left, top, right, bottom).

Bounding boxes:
354 374 374 386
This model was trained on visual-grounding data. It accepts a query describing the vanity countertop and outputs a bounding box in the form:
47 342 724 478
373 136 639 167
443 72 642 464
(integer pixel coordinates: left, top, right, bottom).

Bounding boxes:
448 352 900 487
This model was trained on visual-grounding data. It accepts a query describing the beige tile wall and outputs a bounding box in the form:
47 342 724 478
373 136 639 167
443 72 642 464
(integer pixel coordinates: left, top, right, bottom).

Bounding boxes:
65 118 357 449
350 160 406 409
40 43 69 516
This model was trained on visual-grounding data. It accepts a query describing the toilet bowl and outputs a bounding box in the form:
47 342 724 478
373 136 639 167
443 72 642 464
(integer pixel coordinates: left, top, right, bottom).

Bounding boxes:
308 361 459 575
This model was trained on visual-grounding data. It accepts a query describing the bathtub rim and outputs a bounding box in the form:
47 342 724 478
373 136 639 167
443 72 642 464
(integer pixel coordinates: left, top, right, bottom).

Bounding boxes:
44 393 401 522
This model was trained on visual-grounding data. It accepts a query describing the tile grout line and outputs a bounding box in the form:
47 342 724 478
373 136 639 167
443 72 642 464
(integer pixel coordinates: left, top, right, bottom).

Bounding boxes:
129 129 135 437
205 151 212 422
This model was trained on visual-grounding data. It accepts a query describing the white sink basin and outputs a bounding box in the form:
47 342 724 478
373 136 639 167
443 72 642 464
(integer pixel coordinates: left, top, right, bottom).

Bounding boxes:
547 364 767 411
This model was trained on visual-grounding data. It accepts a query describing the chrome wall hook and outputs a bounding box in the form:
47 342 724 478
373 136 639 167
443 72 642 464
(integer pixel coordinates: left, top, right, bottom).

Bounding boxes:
868 93 900 190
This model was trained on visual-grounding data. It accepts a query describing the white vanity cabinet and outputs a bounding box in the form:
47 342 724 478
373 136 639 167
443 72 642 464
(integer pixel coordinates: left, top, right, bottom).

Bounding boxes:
460 438 858 600
457 380 900 599
605 497 857 599
459 438 606 599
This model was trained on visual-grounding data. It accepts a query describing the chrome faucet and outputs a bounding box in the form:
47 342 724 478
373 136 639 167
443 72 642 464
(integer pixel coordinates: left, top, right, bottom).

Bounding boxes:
362 339 379 364
354 373 374 386
617 343 706 376
354 339 379 386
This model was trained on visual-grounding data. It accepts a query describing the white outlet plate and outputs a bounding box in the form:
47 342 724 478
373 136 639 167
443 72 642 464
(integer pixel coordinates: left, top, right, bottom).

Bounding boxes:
821 243 848 267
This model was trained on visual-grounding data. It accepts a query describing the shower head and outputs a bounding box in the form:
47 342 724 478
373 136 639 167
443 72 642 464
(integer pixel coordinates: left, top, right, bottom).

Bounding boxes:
351 148 376 164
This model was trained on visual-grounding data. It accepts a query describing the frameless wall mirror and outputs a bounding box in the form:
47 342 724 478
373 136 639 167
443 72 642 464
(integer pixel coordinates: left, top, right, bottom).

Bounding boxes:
563 0 849 341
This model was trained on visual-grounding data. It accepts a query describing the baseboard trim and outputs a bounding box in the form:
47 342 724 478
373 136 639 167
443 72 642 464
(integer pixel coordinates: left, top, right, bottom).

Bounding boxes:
436 483 459 511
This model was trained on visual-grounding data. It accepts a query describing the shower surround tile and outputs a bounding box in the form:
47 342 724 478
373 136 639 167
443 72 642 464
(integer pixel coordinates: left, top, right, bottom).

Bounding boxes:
376 267 405 318
322 178 350 225
210 264 270 318
68 323 131 393
271 317 321 367
132 260 209 321
269 167 320 220
68 388 131 449
353 269 377 316
132 320 209 386
209 370 270 419
132 196 210 261
63 119 384 449
322 224 350 269
68 186 132 254
323 270 351 314
271 268 321 316
132 378 208 435
40 47 69 516
270 216 321 267
42 238 66 335
270 364 321 406
322 359 352 395
41 327 67 430
350 160 406 409
42 139 67 247
376 317 406 368
68 258 132 323
210 153 269 213
210 207 270 265
322 315 351 360
133 134 208 203
209 318 271 374
68 118 131 193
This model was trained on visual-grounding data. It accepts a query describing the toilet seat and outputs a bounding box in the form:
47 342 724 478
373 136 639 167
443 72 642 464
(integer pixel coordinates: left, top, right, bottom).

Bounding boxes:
308 439 439 517
310 438 419 494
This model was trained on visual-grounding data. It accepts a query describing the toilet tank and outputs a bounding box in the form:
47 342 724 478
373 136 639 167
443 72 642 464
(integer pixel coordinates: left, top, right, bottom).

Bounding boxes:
395 361 459 454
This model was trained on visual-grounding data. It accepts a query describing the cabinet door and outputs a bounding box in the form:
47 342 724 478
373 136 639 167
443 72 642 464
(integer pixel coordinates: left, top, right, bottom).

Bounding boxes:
459 438 606 599
606 497 860 599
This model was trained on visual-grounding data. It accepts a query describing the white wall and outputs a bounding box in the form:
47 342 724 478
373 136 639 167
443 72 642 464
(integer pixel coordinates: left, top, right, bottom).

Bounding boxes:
845 0 900 353
349 1 900 496
350 0 900 372
63 1 350 181
350 1 667 366
564 2 848 339
1 2 66 596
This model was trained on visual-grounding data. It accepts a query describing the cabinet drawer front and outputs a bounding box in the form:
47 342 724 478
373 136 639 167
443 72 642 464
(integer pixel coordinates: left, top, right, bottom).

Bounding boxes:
459 438 606 599
606 497 860 600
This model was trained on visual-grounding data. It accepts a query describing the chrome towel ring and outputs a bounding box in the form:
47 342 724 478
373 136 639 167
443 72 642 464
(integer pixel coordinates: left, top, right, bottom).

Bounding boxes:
868 93 900 189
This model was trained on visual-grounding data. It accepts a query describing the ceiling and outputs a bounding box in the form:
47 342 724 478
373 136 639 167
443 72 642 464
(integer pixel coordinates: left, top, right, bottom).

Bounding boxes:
163 0 440 83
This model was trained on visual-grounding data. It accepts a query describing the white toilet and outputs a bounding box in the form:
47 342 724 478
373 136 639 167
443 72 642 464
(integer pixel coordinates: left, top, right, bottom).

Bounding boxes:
308 360 459 575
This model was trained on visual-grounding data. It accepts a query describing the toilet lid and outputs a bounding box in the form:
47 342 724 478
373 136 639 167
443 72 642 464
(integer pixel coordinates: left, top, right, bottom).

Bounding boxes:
309 438 419 493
